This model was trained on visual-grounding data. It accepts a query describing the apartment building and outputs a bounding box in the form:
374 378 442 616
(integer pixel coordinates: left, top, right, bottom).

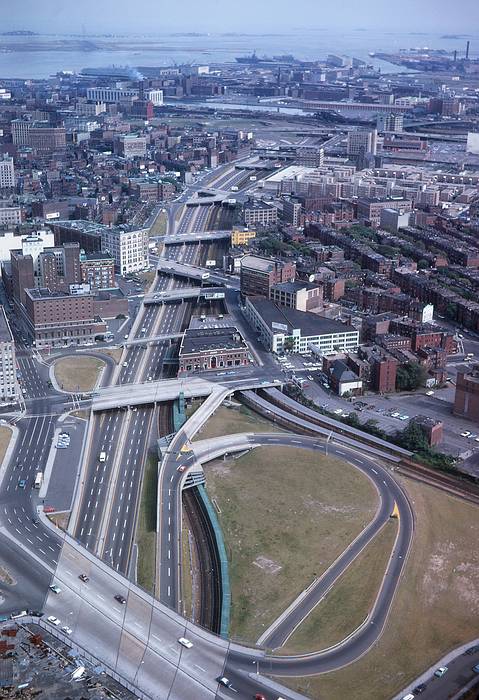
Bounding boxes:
0 203 22 227
80 251 116 290
100 226 149 275
0 155 15 190
240 255 296 297
0 306 18 401
270 281 323 312
453 364 479 421
86 87 163 105
243 200 278 227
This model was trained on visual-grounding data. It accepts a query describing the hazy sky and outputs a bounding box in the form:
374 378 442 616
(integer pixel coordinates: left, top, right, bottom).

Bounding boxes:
3 0 479 34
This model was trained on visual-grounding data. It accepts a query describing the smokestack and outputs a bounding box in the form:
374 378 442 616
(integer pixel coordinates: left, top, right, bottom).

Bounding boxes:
453 50 457 63
466 41 470 60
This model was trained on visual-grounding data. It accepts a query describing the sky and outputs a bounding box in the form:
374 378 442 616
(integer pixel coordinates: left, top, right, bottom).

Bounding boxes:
2 0 479 35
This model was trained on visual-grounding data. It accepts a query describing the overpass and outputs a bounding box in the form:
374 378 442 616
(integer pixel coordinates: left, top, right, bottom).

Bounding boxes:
144 287 225 304
156 259 236 288
163 230 232 244
123 332 184 348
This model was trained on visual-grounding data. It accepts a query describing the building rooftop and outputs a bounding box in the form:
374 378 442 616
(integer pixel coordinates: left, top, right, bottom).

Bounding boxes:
240 255 291 273
181 326 247 355
80 251 114 262
244 200 275 211
271 281 319 293
248 297 356 337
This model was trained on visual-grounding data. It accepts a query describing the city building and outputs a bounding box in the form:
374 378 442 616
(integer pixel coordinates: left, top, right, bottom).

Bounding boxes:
80 251 116 290
240 255 296 297
231 228 256 246
411 415 443 446
269 281 323 312
243 200 278 227
51 220 103 253
100 226 149 275
346 128 377 157
329 359 363 396
0 155 15 190
379 208 411 233
453 364 479 421
0 202 22 227
117 134 148 159
282 199 302 226
86 87 163 105
178 326 250 374
376 113 404 133
359 345 398 393
23 288 106 349
357 197 412 227
244 296 359 354
0 305 18 402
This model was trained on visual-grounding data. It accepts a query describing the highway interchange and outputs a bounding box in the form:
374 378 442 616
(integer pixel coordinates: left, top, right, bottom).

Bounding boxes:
0 162 478 700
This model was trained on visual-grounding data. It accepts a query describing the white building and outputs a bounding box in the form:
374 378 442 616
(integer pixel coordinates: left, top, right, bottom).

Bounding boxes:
244 296 359 355
0 229 55 265
86 87 163 106
100 226 149 276
0 305 18 402
0 202 22 227
347 129 377 157
0 155 15 189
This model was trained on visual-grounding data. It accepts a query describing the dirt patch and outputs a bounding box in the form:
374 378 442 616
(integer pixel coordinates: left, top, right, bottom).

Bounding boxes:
0 565 16 586
54 356 104 392
253 556 282 575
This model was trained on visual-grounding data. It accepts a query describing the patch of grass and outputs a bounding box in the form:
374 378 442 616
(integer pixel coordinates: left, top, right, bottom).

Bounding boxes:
281 520 397 654
287 477 479 700
139 270 156 292
149 209 168 236
193 405 285 442
204 446 378 644
181 510 193 620
136 454 158 593
0 426 12 465
54 356 104 392
48 512 70 531
98 348 123 364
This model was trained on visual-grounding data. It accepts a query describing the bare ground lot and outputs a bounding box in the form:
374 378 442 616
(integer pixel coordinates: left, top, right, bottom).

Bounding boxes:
203 446 378 644
285 477 479 700
54 356 105 392
0 425 12 465
193 404 285 442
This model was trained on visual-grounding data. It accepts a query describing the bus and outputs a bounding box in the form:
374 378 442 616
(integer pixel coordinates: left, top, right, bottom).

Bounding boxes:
34 472 43 489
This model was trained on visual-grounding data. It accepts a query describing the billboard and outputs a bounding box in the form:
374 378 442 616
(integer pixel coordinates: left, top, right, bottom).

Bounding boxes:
272 322 288 332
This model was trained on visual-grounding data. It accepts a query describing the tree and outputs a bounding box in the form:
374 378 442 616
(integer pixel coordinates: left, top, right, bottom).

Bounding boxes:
396 363 428 391
283 337 295 352
395 422 429 452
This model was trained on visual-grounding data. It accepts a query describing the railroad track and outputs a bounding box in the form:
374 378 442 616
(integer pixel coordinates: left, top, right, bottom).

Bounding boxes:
397 458 479 506
158 401 174 438
182 487 222 634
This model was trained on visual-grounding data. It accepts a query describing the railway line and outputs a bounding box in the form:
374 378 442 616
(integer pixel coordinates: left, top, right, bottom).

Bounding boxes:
182 486 222 635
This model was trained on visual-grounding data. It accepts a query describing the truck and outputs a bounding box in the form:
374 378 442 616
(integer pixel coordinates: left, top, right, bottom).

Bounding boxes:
99 451 106 462
34 472 43 489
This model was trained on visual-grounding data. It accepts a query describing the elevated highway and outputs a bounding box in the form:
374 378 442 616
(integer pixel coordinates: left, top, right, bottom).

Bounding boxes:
143 287 225 305
163 230 232 244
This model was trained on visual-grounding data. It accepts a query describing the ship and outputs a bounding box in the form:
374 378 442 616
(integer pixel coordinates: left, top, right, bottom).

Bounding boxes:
80 65 144 80
235 51 297 65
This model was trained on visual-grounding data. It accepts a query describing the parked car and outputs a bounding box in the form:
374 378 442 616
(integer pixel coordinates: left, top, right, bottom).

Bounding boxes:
47 616 60 626
114 594 126 604
434 667 448 677
178 637 193 649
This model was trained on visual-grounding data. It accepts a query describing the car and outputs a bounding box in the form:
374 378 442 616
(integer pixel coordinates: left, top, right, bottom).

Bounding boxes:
412 683 427 694
391 411 401 418
402 694 415 700
18 479 26 489
78 574 89 582
473 664 479 673
178 637 193 649
255 695 266 700
468 433 478 439
62 626 72 635
464 645 479 655
434 667 448 677
124 335 129 340
47 616 60 626
461 431 471 437
425 390 434 396
399 415 409 421
122 362 128 367
217 677 232 688
177 465 186 473
333 408 343 415
114 594 126 604
49 584 61 594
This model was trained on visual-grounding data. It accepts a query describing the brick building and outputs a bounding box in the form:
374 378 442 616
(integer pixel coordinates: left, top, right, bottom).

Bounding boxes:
240 255 296 297
80 251 115 290
178 326 250 375
453 365 479 421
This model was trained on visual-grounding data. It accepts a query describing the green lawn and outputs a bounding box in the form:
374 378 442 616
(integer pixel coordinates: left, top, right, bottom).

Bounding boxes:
136 454 158 593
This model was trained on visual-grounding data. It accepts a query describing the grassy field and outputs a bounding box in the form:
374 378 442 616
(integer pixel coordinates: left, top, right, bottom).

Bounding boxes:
98 348 123 364
0 425 12 466
204 446 378 644
282 520 397 654
139 270 157 291
136 454 158 593
54 356 105 392
286 477 479 700
193 404 285 442
149 209 168 236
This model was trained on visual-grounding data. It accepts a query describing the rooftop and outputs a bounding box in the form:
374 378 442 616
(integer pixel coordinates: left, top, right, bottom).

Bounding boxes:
0 306 13 343
248 297 357 337
180 326 247 355
241 255 292 273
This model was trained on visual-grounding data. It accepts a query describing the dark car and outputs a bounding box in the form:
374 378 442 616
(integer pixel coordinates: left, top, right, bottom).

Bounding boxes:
79 574 89 582
18 479 26 489
114 594 126 604
413 684 427 694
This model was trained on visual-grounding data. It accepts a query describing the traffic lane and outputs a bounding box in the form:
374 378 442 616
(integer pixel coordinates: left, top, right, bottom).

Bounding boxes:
0 532 52 614
1 503 61 568
397 647 479 700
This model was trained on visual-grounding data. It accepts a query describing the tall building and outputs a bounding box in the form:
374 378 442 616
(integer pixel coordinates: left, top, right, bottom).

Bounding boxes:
0 202 22 227
0 305 18 402
86 87 163 105
100 226 149 275
376 113 403 133
347 129 377 157
240 255 296 297
80 251 116 290
117 134 147 159
453 365 479 421
0 155 15 190
243 200 278 227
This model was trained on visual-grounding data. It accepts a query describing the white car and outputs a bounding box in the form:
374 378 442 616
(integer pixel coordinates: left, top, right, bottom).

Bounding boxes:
461 431 471 437
178 637 193 649
62 626 72 635
425 390 434 396
47 616 60 626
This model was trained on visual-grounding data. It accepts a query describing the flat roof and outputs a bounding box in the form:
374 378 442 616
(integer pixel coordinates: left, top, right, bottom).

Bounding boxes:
181 326 247 355
248 297 357 337
240 255 291 273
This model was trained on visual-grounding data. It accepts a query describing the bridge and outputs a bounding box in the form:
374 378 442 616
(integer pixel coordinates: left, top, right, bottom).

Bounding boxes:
163 230 232 244
123 332 184 348
144 287 225 304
